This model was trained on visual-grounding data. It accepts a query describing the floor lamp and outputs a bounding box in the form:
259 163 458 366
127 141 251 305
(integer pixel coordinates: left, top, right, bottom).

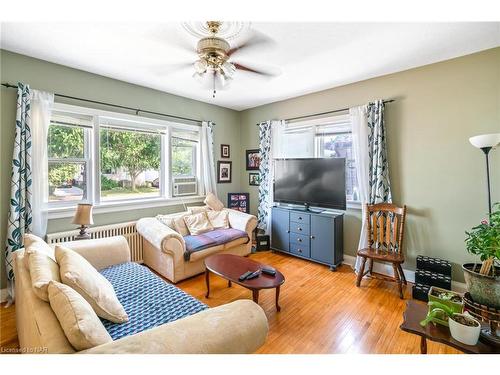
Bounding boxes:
469 133 500 216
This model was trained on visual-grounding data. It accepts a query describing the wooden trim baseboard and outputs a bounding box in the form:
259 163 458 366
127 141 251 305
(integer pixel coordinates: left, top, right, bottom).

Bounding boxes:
342 255 466 293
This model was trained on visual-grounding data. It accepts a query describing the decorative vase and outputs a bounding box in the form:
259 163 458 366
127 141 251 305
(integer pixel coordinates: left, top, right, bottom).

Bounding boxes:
448 313 481 345
462 263 500 309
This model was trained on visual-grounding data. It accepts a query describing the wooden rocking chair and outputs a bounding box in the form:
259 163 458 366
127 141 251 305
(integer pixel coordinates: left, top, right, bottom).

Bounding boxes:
355 203 407 299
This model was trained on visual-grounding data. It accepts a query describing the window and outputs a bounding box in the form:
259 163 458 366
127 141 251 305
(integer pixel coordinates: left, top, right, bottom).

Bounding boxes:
273 114 359 203
48 111 92 204
47 103 201 212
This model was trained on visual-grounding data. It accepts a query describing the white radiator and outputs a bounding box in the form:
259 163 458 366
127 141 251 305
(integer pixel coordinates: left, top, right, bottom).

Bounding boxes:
45 221 143 263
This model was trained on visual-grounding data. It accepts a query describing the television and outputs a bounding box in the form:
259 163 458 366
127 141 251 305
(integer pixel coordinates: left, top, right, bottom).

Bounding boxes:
274 158 346 211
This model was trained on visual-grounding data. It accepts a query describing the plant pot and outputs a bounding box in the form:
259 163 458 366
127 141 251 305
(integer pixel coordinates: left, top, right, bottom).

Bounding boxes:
448 313 481 346
462 263 500 309
427 286 463 326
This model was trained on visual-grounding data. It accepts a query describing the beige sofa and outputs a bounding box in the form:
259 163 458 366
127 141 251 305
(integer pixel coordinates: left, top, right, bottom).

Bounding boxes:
13 236 268 354
137 208 257 283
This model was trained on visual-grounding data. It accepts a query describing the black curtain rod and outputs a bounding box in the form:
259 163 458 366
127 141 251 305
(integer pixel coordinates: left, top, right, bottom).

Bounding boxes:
1 83 203 124
258 99 395 124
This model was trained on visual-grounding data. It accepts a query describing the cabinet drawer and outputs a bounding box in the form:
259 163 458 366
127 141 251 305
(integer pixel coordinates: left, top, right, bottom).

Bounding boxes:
290 243 310 258
290 212 310 225
290 222 310 235
290 233 310 247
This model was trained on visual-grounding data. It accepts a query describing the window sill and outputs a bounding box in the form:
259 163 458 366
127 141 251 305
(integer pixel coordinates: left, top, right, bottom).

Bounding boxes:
346 201 362 210
48 195 206 219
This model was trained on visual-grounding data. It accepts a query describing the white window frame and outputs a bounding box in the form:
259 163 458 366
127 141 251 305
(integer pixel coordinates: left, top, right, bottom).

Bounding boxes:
290 113 361 209
48 103 204 218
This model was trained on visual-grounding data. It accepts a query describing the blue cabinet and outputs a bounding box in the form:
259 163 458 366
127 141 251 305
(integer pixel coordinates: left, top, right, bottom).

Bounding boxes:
271 207 344 270
271 207 290 252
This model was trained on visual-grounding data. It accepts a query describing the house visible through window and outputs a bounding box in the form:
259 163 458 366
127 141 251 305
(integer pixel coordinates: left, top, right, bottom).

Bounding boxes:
47 103 201 210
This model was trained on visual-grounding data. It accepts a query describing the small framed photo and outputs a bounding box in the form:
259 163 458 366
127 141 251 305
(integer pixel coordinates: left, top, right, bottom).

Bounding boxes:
249 173 260 186
246 149 261 170
221 144 230 158
217 161 232 183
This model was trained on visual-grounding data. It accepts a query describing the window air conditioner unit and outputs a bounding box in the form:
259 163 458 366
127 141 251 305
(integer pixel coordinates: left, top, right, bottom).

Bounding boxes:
173 176 198 197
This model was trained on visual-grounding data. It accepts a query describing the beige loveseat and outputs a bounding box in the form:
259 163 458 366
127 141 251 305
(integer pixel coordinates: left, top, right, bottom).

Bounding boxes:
13 236 268 354
137 208 257 283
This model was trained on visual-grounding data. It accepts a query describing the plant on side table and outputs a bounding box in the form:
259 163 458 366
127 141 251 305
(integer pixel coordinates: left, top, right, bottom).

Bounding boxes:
464 203 500 309
420 301 481 346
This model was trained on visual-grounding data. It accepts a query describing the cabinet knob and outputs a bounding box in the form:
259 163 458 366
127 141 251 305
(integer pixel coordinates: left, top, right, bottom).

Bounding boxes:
298 227 302 231
310 235 315 240
298 249 302 253
298 217 302 220
286 230 290 233
298 238 302 242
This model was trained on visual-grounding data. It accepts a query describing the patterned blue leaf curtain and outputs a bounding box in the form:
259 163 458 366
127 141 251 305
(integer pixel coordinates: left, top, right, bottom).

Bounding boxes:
257 120 285 234
4 83 53 300
351 100 392 272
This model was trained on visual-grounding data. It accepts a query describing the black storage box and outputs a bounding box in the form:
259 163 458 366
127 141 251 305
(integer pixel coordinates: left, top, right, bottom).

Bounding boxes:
416 255 452 276
255 235 270 251
412 283 431 302
415 269 451 290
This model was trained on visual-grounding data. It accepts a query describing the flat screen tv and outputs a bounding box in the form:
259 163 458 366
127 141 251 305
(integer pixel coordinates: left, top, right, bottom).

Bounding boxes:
274 158 346 211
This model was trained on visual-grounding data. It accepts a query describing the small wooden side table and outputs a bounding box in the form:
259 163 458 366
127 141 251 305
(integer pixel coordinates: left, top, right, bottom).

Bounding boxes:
400 300 499 354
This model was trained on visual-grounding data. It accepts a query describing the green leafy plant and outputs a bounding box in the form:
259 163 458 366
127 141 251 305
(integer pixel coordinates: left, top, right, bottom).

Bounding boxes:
465 203 500 276
420 301 455 327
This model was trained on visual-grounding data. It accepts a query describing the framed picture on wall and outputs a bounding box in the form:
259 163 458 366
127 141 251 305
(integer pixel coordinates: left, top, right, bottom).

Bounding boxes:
227 193 250 213
221 144 230 158
249 173 260 186
246 149 261 170
217 161 232 183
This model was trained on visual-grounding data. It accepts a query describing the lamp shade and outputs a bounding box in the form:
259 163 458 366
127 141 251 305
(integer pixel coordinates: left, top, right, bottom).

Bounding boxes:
71 204 94 225
469 133 500 149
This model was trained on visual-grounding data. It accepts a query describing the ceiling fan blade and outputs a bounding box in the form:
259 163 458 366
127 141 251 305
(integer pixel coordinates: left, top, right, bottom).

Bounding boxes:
227 30 275 57
234 63 280 77
150 62 193 75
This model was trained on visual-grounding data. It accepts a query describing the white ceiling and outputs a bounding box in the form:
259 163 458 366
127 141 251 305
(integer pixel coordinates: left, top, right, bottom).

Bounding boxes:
1 22 499 111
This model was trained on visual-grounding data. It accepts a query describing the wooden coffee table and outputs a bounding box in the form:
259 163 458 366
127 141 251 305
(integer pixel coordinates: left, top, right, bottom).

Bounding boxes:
204 254 285 311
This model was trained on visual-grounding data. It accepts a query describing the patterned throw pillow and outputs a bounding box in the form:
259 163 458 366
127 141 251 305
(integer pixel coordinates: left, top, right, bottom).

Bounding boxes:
184 212 214 235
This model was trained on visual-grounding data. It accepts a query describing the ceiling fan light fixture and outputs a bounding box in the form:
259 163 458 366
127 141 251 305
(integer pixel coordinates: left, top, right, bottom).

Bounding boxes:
221 61 236 77
194 59 208 74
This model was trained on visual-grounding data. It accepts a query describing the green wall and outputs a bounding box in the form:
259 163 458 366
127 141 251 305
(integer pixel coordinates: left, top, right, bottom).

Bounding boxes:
239 47 500 282
1 47 499 289
0 50 242 289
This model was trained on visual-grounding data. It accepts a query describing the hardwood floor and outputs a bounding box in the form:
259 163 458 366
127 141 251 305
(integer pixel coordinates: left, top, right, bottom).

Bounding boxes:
0 251 460 354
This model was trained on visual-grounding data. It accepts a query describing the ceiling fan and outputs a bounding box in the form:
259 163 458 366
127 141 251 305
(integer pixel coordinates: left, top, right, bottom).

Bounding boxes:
173 21 280 98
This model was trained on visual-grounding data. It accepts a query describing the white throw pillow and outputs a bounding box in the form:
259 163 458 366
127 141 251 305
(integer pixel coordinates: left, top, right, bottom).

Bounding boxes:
55 245 128 323
184 212 214 235
156 215 176 231
173 215 190 236
204 192 224 211
23 233 55 270
187 205 210 214
48 281 112 351
207 210 229 229
29 250 61 302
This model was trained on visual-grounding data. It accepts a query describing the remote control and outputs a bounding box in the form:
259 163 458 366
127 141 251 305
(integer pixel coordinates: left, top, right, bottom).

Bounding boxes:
238 271 253 281
245 270 261 280
261 267 276 276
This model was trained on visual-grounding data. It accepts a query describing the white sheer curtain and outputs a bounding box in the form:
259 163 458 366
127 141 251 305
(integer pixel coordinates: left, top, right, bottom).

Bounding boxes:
350 105 370 272
200 121 217 196
30 89 54 237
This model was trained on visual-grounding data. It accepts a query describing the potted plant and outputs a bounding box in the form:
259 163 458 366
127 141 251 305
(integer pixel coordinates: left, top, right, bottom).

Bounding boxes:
420 302 481 345
464 203 500 308
427 286 463 326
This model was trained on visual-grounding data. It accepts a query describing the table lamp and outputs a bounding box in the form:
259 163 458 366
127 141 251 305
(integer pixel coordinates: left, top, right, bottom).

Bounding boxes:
72 203 94 240
469 133 500 216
